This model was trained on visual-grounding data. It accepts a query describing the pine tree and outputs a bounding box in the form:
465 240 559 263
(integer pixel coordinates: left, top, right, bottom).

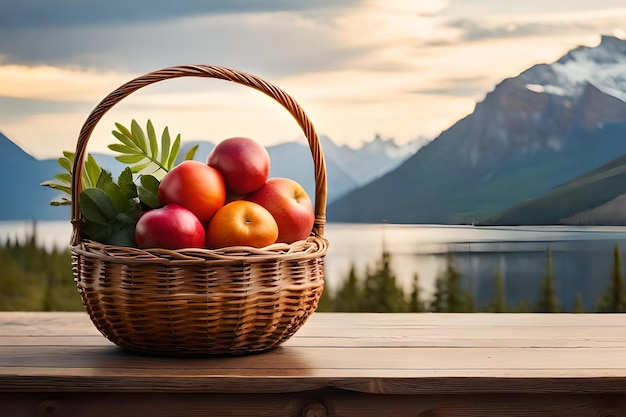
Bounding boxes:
430 275 448 312
360 251 406 312
596 244 626 312
408 273 426 312
334 264 363 312
485 264 507 312
535 246 560 313
430 253 474 312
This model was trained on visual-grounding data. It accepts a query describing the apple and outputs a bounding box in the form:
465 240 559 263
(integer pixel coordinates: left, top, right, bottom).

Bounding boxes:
205 200 278 249
158 160 226 223
135 204 205 249
246 178 314 243
207 137 270 195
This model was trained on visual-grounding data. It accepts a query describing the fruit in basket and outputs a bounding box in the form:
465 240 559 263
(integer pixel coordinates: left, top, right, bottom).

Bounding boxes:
207 137 270 195
246 178 314 243
205 200 278 249
158 160 226 223
135 204 205 249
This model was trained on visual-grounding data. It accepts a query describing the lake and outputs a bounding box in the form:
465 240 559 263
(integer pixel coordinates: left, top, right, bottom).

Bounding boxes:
3 220 626 311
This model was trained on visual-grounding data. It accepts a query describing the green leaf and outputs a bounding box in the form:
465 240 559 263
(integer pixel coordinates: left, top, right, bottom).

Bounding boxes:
83 221 113 243
40 180 71 195
183 144 199 161
112 129 139 150
93 169 133 213
115 154 146 164
137 174 160 209
84 154 102 189
95 169 114 190
146 119 158 159
108 143 140 154
118 168 137 201
129 161 153 174
117 211 141 225
57 156 72 173
109 221 137 247
54 172 72 184
160 127 171 166
51 197 71 206
167 134 181 169
130 119 148 153
80 188 117 225
113 122 136 148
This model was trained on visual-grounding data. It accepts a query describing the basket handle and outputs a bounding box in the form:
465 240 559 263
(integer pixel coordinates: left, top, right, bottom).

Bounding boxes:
70 65 327 246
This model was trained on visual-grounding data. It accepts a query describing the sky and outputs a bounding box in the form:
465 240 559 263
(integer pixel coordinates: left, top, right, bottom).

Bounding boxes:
1 0 625 159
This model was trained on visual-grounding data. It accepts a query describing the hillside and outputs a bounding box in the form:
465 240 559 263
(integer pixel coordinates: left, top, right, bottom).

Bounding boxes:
490 152 626 225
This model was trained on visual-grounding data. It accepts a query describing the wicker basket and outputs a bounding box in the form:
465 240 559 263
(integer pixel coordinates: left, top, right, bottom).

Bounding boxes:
69 65 329 356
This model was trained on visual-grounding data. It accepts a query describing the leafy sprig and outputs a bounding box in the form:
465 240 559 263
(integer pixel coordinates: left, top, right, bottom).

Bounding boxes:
110 119 198 179
41 119 198 246
78 168 160 246
40 152 104 206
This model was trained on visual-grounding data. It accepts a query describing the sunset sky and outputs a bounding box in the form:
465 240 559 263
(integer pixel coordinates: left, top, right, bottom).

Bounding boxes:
1 0 625 159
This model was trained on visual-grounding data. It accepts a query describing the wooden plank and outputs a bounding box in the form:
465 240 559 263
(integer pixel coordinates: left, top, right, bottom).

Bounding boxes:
2 312 626 397
2 343 626 394
3 391 626 417
0 392 316 417
324 392 626 417
3 312 626 336
3 312 626 348
1 345 626 372
5 368 626 394
4 331 626 348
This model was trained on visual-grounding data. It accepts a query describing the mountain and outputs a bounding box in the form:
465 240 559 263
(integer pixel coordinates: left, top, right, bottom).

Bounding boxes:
0 132 422 220
320 134 427 187
328 35 626 224
0 132 70 221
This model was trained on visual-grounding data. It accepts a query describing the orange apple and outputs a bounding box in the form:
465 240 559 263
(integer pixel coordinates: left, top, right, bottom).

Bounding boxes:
207 137 270 195
246 178 314 243
205 200 278 249
158 160 226 224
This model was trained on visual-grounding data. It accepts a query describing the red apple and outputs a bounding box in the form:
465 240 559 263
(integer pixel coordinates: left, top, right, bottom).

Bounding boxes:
207 137 270 195
246 178 314 243
135 204 205 249
205 200 278 249
158 160 226 223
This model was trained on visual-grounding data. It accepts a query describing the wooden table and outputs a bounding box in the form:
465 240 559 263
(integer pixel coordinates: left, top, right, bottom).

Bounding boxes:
1 312 626 416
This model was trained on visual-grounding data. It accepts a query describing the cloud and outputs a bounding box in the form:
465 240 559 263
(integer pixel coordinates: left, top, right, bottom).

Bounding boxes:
439 6 626 45
0 10 372 77
409 75 492 97
2 0 626 156
0 96 86 121
0 0 363 29
0 64 132 100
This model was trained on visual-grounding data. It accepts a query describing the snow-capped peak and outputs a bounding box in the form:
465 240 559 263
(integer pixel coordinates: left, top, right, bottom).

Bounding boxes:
549 35 626 102
360 134 428 160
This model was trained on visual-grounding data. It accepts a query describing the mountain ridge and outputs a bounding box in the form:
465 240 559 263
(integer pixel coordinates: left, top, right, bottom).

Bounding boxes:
328 35 626 225
0 131 422 220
